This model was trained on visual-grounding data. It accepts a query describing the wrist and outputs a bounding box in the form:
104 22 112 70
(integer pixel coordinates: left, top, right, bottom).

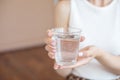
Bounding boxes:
95 49 106 60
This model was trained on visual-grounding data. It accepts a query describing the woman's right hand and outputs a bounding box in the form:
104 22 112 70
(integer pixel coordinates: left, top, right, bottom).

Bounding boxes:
45 30 56 59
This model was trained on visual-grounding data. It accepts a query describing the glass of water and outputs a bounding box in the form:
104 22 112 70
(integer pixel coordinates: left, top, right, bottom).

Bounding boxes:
52 27 81 66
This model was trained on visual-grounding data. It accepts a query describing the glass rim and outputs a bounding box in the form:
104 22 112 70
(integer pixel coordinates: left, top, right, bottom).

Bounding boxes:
51 27 82 34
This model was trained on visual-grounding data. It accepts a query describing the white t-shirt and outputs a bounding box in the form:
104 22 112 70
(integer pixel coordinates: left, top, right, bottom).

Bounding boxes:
69 0 120 80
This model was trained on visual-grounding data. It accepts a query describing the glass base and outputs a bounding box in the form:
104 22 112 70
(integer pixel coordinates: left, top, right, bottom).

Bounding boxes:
56 60 76 66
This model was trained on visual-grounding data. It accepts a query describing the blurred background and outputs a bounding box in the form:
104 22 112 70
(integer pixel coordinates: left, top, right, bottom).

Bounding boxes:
0 0 64 80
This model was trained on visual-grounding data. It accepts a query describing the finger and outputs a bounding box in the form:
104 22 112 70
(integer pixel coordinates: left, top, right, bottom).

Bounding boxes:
79 51 92 58
45 38 56 46
47 30 53 37
45 45 56 53
80 46 91 52
80 46 94 57
80 36 85 42
85 50 94 57
78 52 88 57
54 63 61 69
44 38 52 44
79 50 93 58
48 52 55 59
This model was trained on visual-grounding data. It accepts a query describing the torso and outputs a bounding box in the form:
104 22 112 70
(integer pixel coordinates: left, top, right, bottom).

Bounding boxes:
69 0 120 79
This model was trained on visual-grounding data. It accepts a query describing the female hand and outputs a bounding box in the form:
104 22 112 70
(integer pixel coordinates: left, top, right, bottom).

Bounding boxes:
56 46 105 69
45 30 56 59
45 29 85 69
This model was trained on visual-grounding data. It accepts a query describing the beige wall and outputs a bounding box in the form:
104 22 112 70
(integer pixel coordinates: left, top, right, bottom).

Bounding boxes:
0 0 54 52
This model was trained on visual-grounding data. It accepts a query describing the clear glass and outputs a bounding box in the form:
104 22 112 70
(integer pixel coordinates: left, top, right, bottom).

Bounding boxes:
52 27 81 66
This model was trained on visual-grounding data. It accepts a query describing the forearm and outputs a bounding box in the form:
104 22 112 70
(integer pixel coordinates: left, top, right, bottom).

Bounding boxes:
56 68 72 77
96 52 120 75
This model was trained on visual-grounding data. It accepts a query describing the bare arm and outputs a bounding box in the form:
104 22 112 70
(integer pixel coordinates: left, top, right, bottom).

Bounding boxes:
54 0 72 77
54 0 70 28
96 52 120 75
79 46 120 75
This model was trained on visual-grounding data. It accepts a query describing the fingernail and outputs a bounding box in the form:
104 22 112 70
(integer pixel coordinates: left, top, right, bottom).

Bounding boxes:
79 52 83 56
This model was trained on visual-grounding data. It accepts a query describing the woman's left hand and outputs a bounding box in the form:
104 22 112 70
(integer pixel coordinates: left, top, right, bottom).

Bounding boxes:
54 45 105 69
80 45 105 59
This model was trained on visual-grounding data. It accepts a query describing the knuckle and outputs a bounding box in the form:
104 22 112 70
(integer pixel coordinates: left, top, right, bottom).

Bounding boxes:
48 45 55 49
48 52 54 59
45 45 48 51
45 45 51 51
45 37 52 43
48 38 52 44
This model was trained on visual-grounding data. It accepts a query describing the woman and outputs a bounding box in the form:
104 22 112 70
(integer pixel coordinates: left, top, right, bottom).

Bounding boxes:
45 0 120 80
